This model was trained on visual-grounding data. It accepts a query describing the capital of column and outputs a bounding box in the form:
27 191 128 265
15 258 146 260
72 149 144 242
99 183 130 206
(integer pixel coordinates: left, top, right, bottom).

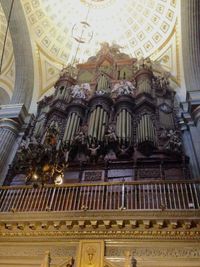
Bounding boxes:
181 104 194 128
0 104 29 183
0 118 21 135
181 91 200 126
0 103 28 126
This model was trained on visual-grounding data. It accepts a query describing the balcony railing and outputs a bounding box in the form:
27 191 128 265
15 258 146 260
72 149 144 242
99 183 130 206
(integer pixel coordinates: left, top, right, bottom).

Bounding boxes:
0 180 200 213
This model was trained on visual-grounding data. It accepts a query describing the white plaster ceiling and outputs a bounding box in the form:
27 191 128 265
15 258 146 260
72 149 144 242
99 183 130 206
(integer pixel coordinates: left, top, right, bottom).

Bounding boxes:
0 0 182 101
25 0 178 63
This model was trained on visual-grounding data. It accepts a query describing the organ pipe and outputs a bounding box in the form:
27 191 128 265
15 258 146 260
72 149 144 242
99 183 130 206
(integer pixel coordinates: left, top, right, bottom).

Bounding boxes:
122 109 126 140
138 78 151 94
116 113 119 137
63 112 81 144
63 114 71 141
69 114 78 141
88 107 107 143
93 106 100 139
97 108 104 141
126 111 129 139
100 110 107 141
76 117 80 133
88 110 95 137
136 114 156 146
116 109 132 144
67 113 75 141
129 113 132 139
120 112 122 139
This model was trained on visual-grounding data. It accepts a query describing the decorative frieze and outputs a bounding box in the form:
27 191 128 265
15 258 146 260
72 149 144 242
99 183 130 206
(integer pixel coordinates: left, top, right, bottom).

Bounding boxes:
106 246 200 258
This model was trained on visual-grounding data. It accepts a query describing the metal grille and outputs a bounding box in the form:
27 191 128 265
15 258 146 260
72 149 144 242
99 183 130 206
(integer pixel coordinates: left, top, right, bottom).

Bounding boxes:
0 181 199 212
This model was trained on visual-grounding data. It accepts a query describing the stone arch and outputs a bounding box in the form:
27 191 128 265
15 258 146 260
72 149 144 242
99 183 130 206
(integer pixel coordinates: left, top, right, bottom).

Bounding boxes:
1 0 34 110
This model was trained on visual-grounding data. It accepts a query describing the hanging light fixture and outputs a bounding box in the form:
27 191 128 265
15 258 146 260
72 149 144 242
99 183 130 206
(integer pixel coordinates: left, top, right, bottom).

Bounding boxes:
70 2 94 65
72 21 93 44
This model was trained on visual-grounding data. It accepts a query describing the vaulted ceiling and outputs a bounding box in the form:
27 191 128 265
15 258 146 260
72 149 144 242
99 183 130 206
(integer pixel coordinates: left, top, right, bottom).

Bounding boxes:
0 0 185 109
0 3 15 99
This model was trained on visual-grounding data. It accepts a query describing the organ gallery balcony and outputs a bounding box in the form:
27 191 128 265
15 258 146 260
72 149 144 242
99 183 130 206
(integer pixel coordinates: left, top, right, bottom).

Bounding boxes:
0 180 199 213
0 180 200 240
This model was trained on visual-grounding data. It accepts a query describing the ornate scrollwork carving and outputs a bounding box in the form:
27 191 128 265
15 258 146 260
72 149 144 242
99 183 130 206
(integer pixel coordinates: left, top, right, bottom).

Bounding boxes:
164 129 182 153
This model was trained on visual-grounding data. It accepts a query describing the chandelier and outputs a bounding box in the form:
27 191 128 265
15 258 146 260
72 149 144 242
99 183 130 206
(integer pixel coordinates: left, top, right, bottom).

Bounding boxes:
72 21 93 44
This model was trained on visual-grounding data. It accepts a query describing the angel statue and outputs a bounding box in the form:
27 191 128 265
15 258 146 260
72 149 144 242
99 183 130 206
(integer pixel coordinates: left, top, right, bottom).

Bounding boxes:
144 57 152 70
137 57 145 70
112 80 136 97
110 43 124 56
71 83 91 99
97 42 110 57
136 57 152 71
59 64 78 79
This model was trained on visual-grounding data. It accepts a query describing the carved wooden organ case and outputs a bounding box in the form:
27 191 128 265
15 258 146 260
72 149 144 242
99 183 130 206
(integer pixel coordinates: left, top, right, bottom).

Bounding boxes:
6 45 190 185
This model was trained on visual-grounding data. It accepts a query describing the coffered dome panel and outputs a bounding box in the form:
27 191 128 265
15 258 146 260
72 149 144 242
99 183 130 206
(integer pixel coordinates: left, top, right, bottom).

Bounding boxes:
22 0 178 63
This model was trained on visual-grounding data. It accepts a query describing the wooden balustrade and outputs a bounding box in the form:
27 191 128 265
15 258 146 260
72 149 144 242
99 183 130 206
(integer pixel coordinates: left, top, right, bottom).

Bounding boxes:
0 180 199 213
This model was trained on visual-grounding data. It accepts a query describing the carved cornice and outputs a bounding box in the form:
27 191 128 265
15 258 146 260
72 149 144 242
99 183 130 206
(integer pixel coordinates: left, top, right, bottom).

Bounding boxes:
0 229 200 241
0 210 199 241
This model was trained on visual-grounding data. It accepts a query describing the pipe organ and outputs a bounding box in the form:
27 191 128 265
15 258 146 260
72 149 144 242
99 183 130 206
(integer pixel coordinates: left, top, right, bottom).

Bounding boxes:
6 44 189 185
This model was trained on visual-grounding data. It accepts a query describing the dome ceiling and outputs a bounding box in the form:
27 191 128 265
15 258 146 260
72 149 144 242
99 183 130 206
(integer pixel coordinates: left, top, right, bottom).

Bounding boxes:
24 0 177 63
1 0 182 103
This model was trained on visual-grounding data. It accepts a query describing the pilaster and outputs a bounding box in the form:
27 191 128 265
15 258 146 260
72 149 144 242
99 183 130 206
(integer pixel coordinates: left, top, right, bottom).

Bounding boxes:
181 92 200 178
0 104 28 184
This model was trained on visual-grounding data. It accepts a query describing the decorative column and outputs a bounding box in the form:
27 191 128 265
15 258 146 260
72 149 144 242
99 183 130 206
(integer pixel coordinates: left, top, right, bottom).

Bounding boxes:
181 0 200 93
180 0 200 175
0 104 28 184
181 122 200 179
190 105 200 177
181 98 200 178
